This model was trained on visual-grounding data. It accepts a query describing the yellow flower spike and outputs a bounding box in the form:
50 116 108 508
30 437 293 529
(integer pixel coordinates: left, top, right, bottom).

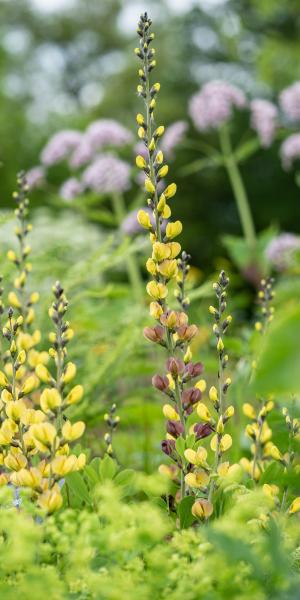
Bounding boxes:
164 183 177 199
166 220 182 240
210 433 232 453
185 470 210 489
38 485 63 514
40 388 62 413
157 259 178 279
158 165 169 178
154 125 164 138
6 400 26 422
62 362 77 384
35 363 52 383
146 258 157 276
137 209 152 229
192 498 213 520
196 403 212 422
162 403 179 421
4 452 27 471
146 280 168 300
289 497 300 514
136 155 147 169
21 375 39 396
243 403 256 420
144 178 155 194
209 386 218 404
149 301 163 320
152 241 171 261
62 420 85 441
0 371 9 388
195 379 206 393
66 384 84 405
136 113 144 125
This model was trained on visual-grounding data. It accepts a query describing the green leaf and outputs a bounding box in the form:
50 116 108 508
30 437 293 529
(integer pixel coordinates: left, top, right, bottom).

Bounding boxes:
253 304 300 396
114 469 135 488
65 472 92 505
175 436 186 459
178 496 195 529
99 455 118 481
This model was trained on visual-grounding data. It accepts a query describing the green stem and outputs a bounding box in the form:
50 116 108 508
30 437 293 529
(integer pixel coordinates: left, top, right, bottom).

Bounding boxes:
111 193 144 303
219 126 256 250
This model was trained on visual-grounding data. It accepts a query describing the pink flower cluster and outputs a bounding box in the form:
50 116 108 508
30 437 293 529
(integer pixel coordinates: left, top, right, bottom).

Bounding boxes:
280 134 300 169
189 80 246 131
41 130 82 166
266 233 300 271
279 82 300 121
250 99 278 148
59 177 84 201
161 121 188 158
82 154 131 194
26 166 45 189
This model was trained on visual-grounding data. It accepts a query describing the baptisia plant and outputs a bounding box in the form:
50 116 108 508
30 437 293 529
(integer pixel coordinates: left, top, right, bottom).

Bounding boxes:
134 13 236 523
0 173 86 513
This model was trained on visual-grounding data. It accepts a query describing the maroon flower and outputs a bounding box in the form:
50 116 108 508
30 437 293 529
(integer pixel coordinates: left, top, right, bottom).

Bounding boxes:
152 374 169 392
194 422 214 440
166 357 185 378
177 324 198 342
166 420 184 438
143 325 164 343
161 439 176 456
182 387 201 409
184 361 204 379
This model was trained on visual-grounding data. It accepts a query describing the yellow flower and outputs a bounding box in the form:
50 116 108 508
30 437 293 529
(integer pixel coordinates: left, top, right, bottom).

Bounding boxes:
136 113 144 125
62 362 77 384
51 453 86 476
262 484 279 498
4 452 27 471
6 400 26 422
149 302 163 320
224 405 235 419
289 497 300 514
136 155 147 169
8 291 21 309
157 259 178 279
195 379 206 393
196 403 212 422
166 221 182 240
185 470 210 489
0 371 9 388
209 386 218 404
167 242 181 258
210 433 232 453
144 178 155 194
7 250 17 262
163 183 177 199
66 385 84 405
137 209 152 229
10 467 42 488
40 388 62 413
162 404 179 421
62 420 85 441
36 363 52 383
243 403 256 420
0 422 13 445
158 165 169 178
146 280 168 300
21 408 46 426
184 446 208 467
31 422 57 452
154 125 164 137
21 375 39 395
192 498 213 520
38 485 63 513
152 242 171 261
146 258 157 276
158 464 178 480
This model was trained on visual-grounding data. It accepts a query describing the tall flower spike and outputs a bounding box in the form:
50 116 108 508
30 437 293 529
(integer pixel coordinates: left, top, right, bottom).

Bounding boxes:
103 403 120 458
135 14 205 510
255 277 275 334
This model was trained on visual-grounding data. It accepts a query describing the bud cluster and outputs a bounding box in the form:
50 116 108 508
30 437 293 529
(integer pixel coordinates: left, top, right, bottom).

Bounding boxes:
0 176 86 513
103 403 120 457
255 277 275 333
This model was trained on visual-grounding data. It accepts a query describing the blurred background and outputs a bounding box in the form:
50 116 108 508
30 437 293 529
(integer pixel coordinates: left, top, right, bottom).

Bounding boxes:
1 0 300 470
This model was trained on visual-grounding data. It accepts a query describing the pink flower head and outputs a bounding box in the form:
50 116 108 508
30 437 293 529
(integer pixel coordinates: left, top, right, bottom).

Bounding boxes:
26 166 45 189
59 177 84 200
279 82 300 121
82 153 131 194
280 134 300 169
250 99 278 148
41 130 82 166
189 80 246 132
69 136 94 168
86 119 133 151
266 233 300 271
161 121 188 158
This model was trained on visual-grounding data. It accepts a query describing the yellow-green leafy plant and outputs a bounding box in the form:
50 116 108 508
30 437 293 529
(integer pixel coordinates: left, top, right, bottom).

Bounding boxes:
0 173 86 512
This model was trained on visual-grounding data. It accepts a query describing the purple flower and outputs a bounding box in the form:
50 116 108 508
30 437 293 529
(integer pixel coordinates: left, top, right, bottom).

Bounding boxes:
86 119 133 151
69 137 94 168
189 80 247 132
26 166 45 189
82 153 131 194
280 134 300 169
265 233 300 271
59 177 84 200
250 99 278 148
161 121 188 158
41 130 82 166
279 82 300 121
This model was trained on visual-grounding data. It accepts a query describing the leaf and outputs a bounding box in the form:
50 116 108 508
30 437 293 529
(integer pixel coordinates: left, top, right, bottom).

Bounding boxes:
252 304 300 396
65 472 92 505
175 437 186 459
99 455 118 481
178 496 195 529
114 469 135 488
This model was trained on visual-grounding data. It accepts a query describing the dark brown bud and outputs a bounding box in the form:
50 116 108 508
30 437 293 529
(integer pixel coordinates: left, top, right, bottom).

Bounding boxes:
177 324 198 342
152 374 169 392
184 361 204 379
193 422 213 440
161 439 176 456
166 357 185 378
143 325 164 343
166 420 184 438
182 387 201 409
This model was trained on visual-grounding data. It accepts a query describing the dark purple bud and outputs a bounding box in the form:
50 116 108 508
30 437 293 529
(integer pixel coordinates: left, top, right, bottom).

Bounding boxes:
144 325 164 343
161 439 176 456
184 361 204 379
166 357 185 378
166 420 184 438
182 387 201 409
193 422 213 440
152 374 169 392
